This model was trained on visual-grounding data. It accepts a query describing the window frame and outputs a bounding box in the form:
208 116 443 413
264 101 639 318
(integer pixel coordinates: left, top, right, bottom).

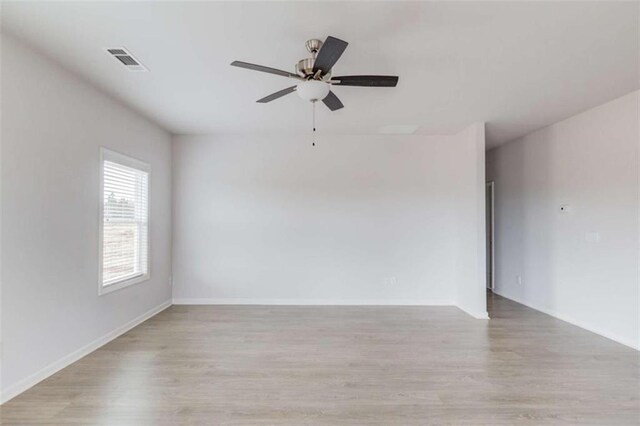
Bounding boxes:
98 147 151 296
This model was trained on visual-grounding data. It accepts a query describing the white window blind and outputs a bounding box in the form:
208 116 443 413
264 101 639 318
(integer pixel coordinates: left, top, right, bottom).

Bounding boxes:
100 149 150 293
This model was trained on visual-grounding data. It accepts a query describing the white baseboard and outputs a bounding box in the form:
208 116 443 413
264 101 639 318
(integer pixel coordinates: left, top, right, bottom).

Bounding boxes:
172 299 491 321
493 289 639 351
172 298 455 306
455 305 490 319
1 300 172 405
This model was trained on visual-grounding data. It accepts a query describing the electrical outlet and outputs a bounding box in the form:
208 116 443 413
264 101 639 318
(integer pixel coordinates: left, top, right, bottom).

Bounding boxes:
169 275 173 287
559 204 570 213
516 275 522 285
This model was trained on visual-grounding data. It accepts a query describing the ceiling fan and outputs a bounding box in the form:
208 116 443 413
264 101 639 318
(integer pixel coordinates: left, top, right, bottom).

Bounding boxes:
231 36 399 111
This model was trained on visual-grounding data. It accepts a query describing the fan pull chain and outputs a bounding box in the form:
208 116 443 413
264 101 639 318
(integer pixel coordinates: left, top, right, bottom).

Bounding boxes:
312 101 316 147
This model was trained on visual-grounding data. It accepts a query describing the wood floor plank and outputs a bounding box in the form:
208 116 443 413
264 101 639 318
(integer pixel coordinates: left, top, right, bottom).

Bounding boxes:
1 293 638 425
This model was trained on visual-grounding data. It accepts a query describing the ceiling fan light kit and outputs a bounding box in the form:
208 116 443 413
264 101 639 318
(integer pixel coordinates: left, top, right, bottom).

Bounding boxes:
296 80 330 102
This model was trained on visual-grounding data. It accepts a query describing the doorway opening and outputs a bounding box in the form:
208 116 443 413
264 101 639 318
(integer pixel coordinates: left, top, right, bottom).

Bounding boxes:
486 181 495 291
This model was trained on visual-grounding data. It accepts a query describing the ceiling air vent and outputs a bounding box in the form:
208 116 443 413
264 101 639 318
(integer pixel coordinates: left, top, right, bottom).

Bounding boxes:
106 47 147 72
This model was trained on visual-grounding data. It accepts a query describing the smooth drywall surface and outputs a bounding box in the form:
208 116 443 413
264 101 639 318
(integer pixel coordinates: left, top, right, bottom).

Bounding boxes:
1 35 173 399
486 91 639 349
455 123 488 318
0 33 4 398
172 129 486 312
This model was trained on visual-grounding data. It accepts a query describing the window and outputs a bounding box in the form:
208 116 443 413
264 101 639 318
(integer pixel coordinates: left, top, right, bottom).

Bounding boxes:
99 148 150 295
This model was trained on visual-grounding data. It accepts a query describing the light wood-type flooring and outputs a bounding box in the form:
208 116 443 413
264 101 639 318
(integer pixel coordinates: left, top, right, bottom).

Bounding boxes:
1 292 638 425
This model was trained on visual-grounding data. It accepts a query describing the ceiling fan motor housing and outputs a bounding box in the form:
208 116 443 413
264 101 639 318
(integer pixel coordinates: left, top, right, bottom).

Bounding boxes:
296 58 332 80
296 39 332 79
296 58 315 77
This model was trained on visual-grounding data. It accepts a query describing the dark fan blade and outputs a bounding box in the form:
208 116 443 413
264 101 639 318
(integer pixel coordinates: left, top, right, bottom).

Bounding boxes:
322 91 344 111
231 61 301 79
256 86 297 103
313 36 348 75
332 75 399 87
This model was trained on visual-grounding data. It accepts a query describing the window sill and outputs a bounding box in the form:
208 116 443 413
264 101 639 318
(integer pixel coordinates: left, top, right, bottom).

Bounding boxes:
99 273 150 296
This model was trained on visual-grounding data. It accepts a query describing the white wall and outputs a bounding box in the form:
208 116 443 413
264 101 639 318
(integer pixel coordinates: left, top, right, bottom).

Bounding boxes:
455 123 488 318
172 128 487 316
0 32 4 400
486 91 639 349
1 35 173 401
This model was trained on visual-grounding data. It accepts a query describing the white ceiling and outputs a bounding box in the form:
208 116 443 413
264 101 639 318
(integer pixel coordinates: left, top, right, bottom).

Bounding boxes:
2 1 638 148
